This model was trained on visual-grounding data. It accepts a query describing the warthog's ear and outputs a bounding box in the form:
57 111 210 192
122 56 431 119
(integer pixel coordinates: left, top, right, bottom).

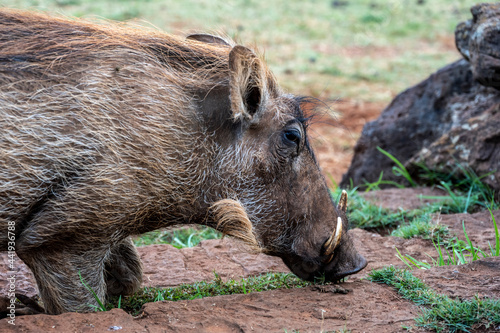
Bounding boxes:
228 45 268 124
186 33 230 47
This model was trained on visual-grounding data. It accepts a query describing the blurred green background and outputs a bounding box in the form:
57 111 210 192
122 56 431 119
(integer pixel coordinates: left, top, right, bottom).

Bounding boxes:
1 0 478 103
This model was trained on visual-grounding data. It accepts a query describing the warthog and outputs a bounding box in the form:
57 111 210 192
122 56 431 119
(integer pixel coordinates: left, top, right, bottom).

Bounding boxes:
0 9 367 315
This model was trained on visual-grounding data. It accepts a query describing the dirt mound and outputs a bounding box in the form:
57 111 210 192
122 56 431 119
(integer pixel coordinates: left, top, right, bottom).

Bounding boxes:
360 187 447 211
135 281 420 333
350 228 436 274
140 239 289 288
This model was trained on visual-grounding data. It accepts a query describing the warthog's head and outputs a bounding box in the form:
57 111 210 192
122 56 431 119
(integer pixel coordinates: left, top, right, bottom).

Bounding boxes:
190 35 367 282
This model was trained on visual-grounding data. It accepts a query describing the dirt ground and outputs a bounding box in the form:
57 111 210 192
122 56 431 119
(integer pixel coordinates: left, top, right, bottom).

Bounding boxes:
2 101 500 333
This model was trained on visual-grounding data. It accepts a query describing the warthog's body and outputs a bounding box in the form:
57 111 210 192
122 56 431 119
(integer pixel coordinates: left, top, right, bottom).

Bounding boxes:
0 9 366 314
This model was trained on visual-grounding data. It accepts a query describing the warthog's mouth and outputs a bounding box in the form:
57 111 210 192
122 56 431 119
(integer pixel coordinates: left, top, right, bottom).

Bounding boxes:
321 248 368 282
281 248 368 283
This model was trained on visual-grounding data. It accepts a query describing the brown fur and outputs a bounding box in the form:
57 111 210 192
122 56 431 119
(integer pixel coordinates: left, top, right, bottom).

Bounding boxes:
0 9 366 314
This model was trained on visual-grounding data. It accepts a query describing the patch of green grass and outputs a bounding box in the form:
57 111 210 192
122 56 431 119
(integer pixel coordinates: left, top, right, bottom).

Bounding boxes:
369 266 500 332
391 211 448 242
55 0 81 6
332 187 448 233
371 148 498 214
106 272 315 315
418 296 500 333
396 211 500 270
369 266 445 305
134 226 222 248
349 200 405 230
107 6 141 21
416 163 499 213
331 187 407 230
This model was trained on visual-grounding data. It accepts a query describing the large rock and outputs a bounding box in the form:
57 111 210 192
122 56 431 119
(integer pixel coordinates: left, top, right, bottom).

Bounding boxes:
340 3 500 193
456 3 500 90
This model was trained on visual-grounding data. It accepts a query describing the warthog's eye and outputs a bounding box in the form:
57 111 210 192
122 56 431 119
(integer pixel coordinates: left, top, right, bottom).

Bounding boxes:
278 122 304 159
283 129 302 146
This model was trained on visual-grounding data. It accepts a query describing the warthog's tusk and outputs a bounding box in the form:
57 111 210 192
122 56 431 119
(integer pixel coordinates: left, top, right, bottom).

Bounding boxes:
323 191 348 263
337 190 348 213
323 216 343 260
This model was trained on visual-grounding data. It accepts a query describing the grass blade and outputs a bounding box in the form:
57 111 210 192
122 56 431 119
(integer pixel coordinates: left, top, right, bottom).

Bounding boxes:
454 248 467 265
405 254 431 269
432 236 445 266
462 220 478 261
78 271 106 311
395 247 416 269
376 147 416 187
489 208 499 257
464 185 473 213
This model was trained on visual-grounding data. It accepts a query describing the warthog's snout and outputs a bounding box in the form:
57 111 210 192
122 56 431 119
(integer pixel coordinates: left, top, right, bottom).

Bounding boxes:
279 190 367 282
282 237 367 282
